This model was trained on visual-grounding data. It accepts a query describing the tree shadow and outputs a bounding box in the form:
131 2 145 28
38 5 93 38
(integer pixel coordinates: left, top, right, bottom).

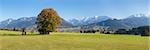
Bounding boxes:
0 34 41 36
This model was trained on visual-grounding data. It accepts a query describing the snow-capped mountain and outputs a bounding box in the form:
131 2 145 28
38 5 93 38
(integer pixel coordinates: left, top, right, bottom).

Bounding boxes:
85 16 111 24
69 16 111 26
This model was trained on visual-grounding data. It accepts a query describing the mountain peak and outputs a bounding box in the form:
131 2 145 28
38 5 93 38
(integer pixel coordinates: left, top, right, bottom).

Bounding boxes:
94 16 99 18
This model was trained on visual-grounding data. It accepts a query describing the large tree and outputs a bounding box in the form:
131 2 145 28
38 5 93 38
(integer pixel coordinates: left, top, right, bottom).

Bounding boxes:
36 8 62 34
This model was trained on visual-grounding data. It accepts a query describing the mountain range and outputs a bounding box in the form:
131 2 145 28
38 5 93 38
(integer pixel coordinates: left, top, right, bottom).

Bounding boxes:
0 14 149 30
88 15 150 30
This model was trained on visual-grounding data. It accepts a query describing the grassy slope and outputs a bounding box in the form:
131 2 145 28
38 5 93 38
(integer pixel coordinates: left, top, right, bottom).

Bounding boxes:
0 30 149 50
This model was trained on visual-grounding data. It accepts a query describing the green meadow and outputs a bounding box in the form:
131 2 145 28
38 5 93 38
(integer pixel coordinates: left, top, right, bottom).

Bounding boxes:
0 30 149 50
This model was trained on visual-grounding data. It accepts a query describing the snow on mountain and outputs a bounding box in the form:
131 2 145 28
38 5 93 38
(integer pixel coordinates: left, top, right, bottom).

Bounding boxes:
85 16 111 24
69 16 111 26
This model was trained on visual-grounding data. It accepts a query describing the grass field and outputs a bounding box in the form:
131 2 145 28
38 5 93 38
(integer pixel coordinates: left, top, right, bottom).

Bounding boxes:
0 30 149 50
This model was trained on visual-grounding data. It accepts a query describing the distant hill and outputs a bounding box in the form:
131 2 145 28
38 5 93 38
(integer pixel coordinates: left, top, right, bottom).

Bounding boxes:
0 17 73 29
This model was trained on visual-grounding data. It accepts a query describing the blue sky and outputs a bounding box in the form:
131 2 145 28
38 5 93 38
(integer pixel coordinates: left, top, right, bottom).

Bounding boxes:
0 0 149 21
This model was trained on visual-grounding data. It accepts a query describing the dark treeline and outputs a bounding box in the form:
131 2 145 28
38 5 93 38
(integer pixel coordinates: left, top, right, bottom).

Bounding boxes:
0 28 21 31
115 26 150 36
80 26 150 36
